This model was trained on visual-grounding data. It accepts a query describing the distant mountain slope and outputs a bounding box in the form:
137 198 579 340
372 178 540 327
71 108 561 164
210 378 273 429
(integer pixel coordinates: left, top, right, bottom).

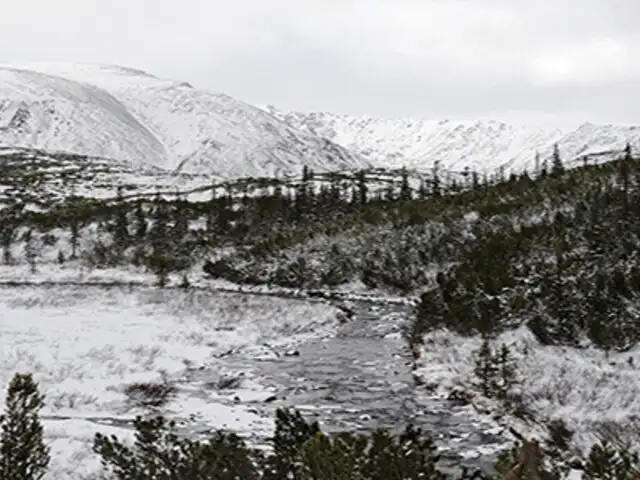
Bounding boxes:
265 106 640 173
0 63 367 178
0 67 167 167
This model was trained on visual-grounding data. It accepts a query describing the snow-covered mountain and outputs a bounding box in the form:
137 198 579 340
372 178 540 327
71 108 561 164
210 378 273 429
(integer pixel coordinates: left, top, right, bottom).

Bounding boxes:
0 63 366 178
265 106 640 173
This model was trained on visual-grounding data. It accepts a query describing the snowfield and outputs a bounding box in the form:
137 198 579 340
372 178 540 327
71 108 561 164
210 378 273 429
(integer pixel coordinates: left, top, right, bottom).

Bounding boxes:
0 62 366 178
0 285 341 479
265 106 640 173
415 326 640 457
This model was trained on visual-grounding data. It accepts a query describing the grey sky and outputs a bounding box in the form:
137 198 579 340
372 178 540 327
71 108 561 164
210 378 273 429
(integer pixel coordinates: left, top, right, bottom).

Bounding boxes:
1 0 639 124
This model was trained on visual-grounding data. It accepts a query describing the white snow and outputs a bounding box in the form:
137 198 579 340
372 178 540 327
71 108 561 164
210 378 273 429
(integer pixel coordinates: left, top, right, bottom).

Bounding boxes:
0 284 340 479
415 326 640 456
0 63 366 178
265 107 640 174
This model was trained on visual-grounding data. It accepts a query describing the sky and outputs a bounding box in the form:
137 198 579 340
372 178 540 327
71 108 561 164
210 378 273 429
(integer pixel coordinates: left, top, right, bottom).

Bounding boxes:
1 0 639 124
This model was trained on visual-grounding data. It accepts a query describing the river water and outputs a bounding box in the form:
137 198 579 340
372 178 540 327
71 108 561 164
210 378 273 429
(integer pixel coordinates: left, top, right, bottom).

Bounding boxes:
186 297 508 473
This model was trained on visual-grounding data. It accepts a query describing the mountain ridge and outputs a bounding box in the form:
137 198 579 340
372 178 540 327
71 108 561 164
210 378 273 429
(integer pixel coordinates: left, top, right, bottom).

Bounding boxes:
264 105 640 173
0 63 366 178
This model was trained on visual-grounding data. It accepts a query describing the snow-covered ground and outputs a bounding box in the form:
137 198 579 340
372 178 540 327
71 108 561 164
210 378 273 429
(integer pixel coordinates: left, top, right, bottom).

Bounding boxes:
415 326 640 457
0 63 365 178
0 284 340 479
266 106 640 173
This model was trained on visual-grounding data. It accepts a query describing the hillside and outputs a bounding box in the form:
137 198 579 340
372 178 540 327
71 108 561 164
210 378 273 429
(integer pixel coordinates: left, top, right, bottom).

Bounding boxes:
265 106 640 173
2 144 640 474
0 63 366 178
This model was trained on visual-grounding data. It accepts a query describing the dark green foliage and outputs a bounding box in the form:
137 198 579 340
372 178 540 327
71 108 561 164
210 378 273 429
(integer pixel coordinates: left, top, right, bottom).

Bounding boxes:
93 416 260 480
0 373 50 480
134 200 148 241
262 408 321 479
113 186 130 248
474 339 498 397
583 440 639 480
95 408 445 480
5 149 640 352
472 340 518 400
551 143 564 177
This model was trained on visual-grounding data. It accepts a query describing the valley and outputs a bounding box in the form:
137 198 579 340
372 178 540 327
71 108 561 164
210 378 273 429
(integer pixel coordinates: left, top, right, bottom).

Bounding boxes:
0 63 639 479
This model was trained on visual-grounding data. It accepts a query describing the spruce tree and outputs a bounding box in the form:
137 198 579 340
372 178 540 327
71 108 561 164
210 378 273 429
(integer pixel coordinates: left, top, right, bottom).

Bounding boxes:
113 186 129 248
431 161 441 197
399 167 412 201
0 373 50 480
495 343 518 400
551 143 564 176
474 338 498 397
356 170 368 205
134 200 147 241
206 184 217 234
24 230 37 274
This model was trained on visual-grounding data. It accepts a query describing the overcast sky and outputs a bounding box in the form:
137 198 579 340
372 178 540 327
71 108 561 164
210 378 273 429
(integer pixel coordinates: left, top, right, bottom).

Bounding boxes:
1 0 638 124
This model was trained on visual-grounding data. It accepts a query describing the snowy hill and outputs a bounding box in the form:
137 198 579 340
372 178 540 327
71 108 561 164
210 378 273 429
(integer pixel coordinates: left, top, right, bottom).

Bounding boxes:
0 63 366 178
265 106 640 173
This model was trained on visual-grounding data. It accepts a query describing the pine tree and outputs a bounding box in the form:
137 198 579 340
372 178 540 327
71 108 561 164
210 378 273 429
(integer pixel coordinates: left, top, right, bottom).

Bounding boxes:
471 170 480 191
399 167 412 201
24 230 37 274
134 200 147 241
356 170 368 205
551 143 564 176
0 373 50 480
584 441 639 480
0 222 14 265
418 178 427 199
431 161 441 197
113 186 129 248
621 143 632 217
494 343 518 400
206 184 217 234
173 196 189 241
69 219 79 260
473 338 498 397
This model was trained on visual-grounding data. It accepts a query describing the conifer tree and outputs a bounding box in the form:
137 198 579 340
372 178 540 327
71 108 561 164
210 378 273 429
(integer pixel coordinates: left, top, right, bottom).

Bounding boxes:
495 343 518 400
551 143 564 176
134 200 147 241
474 338 498 397
399 167 412 201
431 161 441 197
113 186 129 248
356 170 368 205
206 184 217 234
0 373 50 480
24 229 37 274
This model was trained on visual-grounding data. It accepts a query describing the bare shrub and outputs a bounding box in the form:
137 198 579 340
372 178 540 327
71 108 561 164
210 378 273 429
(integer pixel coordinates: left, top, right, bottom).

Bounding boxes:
123 381 177 408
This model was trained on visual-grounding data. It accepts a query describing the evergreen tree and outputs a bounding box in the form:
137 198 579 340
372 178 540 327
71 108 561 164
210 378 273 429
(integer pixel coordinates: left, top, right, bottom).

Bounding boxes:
206 184 217 234
113 186 129 248
584 441 639 480
356 170 368 205
134 200 147 241
473 338 498 397
173 196 189 241
0 373 50 480
494 343 518 400
399 167 412 201
471 170 480 191
431 161 441 197
418 178 428 199
551 143 564 176
0 219 14 265
24 230 37 274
